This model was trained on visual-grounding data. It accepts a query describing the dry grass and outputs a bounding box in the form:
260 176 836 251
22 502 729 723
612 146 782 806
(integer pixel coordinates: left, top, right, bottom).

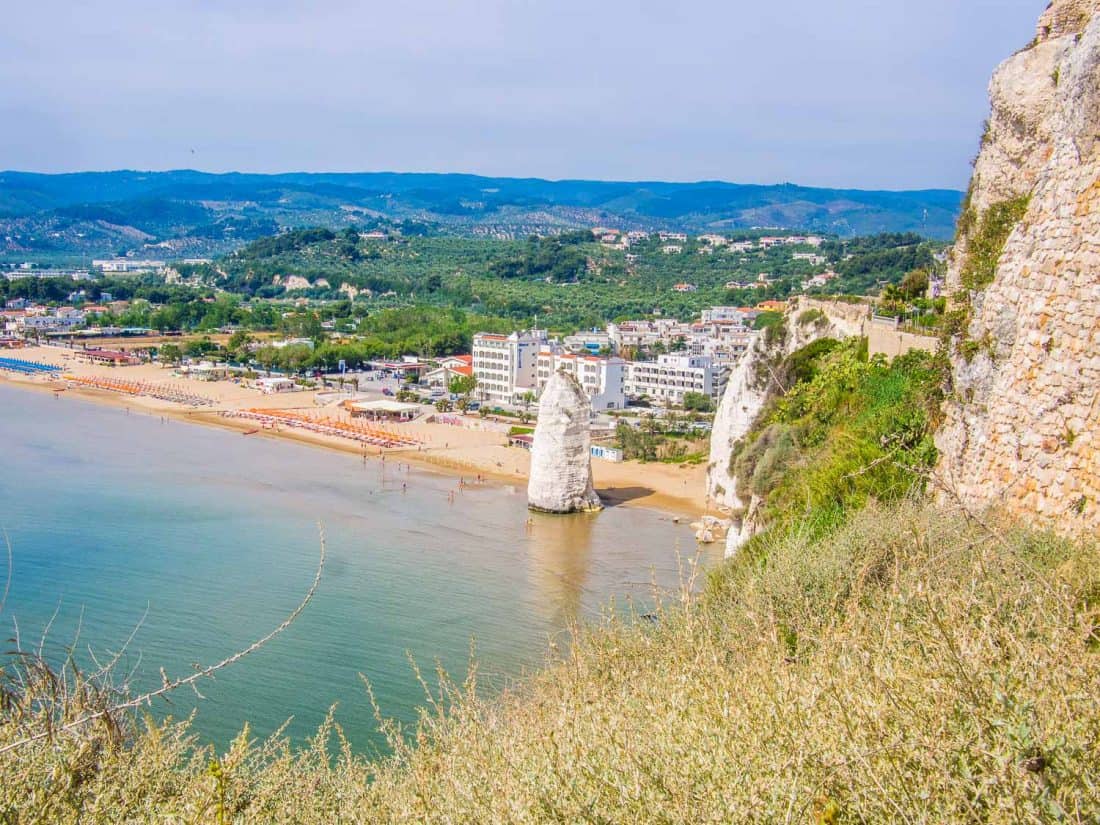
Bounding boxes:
3 501 1099 823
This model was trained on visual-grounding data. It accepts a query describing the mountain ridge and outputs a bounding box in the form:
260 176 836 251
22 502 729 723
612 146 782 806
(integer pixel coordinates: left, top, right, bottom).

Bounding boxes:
0 169 962 260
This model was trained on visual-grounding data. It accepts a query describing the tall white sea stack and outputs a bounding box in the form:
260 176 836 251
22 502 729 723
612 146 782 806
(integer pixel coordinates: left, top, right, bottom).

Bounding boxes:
527 371 602 514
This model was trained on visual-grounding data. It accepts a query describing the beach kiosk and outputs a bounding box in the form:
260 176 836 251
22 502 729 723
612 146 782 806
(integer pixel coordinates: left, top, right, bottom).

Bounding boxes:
347 399 422 422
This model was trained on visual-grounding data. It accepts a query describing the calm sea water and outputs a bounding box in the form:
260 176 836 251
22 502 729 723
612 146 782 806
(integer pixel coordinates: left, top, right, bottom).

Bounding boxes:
0 384 719 752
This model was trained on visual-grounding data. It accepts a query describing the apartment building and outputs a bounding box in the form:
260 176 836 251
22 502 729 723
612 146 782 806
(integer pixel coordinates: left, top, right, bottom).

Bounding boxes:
625 354 728 407
699 306 758 325
686 327 755 366
608 319 692 351
472 330 548 405
536 348 626 411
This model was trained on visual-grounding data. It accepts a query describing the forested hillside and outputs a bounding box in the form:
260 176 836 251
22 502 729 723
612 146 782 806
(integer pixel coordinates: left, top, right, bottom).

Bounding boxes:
0 170 962 262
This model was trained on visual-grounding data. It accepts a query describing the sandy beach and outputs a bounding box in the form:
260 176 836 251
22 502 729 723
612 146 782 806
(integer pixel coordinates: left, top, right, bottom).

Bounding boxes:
1 345 713 518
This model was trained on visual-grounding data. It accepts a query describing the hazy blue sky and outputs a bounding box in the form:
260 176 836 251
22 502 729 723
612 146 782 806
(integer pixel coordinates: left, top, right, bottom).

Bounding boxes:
1 0 1044 189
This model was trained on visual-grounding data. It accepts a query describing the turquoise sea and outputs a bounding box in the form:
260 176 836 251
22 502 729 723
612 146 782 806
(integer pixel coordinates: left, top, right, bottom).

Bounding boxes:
0 383 719 753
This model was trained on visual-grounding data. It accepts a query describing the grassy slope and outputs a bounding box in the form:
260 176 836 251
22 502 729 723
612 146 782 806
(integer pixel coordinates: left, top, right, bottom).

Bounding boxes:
3 341 1098 822
2 503 1096 822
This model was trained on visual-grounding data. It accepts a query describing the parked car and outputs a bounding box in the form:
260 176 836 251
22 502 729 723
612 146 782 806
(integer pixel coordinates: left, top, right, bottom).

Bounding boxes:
382 387 394 396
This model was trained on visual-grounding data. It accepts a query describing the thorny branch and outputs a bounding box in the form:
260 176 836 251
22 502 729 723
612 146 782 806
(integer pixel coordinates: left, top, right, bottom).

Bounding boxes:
0 525 327 756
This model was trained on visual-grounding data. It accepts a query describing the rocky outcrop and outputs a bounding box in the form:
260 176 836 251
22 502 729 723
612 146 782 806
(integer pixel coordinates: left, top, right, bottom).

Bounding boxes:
527 371 602 514
707 297 871 555
692 515 731 544
706 332 771 518
937 0 1100 534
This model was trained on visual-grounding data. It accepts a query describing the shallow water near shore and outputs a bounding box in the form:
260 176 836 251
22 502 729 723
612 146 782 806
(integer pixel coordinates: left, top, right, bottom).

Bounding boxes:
0 383 720 752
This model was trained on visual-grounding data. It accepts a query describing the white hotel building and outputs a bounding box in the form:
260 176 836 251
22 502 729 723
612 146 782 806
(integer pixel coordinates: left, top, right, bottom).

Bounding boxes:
625 354 728 406
536 348 626 411
472 330 548 405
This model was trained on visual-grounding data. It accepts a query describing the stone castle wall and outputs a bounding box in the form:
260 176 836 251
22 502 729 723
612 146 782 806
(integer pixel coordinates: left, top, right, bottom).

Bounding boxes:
936 0 1100 534
866 321 938 360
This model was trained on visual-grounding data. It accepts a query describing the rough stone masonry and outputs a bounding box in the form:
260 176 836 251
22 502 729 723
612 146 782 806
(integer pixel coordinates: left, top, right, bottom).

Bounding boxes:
936 0 1100 535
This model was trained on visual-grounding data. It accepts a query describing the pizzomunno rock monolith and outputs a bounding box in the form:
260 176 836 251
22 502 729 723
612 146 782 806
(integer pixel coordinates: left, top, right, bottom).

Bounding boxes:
527 370 602 514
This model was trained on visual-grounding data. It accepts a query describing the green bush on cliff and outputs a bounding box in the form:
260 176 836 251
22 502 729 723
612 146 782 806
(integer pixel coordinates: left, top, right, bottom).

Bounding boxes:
959 195 1031 291
731 339 942 538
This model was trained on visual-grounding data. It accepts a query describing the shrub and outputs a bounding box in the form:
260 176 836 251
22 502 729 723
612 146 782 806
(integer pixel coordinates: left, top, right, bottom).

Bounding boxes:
681 391 713 412
796 308 827 327
960 196 1031 291
732 340 942 538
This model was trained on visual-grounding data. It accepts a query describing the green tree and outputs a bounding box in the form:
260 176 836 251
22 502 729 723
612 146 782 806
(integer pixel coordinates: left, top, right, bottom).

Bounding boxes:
898 268 930 300
449 374 478 412
185 337 219 358
226 330 254 362
682 392 714 412
158 343 183 365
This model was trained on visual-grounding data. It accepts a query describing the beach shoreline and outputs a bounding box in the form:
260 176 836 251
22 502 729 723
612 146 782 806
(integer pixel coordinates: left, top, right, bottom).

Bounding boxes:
1 347 713 520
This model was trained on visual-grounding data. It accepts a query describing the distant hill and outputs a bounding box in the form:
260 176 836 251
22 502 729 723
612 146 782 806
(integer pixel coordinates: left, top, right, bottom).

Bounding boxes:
0 170 962 261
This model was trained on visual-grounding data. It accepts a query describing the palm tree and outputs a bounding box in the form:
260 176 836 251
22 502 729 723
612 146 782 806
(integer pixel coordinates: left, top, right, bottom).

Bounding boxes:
519 390 536 423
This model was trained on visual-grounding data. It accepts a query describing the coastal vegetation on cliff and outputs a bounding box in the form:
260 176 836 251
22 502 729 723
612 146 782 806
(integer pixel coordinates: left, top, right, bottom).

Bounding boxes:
729 338 943 540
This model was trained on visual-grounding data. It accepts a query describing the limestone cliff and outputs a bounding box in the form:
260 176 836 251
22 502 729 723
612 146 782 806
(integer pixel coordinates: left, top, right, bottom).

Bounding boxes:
937 0 1100 533
706 297 870 554
528 371 602 514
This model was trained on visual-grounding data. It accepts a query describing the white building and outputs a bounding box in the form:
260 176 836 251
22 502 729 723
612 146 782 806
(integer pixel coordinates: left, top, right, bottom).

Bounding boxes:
792 252 826 264
536 349 626 411
786 235 825 247
472 330 548 406
802 270 839 289
254 376 298 393
271 337 315 350
424 355 474 389
700 306 757 325
22 311 85 331
562 330 613 355
685 329 755 366
609 319 693 351
625 354 728 407
92 259 166 273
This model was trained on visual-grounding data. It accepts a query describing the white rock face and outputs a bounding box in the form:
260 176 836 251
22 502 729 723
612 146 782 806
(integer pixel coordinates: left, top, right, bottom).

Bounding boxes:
527 371 602 514
706 331 772 516
707 297 871 556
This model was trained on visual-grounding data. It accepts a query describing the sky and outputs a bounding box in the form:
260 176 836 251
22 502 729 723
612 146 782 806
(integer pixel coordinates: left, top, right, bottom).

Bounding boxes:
0 0 1045 190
